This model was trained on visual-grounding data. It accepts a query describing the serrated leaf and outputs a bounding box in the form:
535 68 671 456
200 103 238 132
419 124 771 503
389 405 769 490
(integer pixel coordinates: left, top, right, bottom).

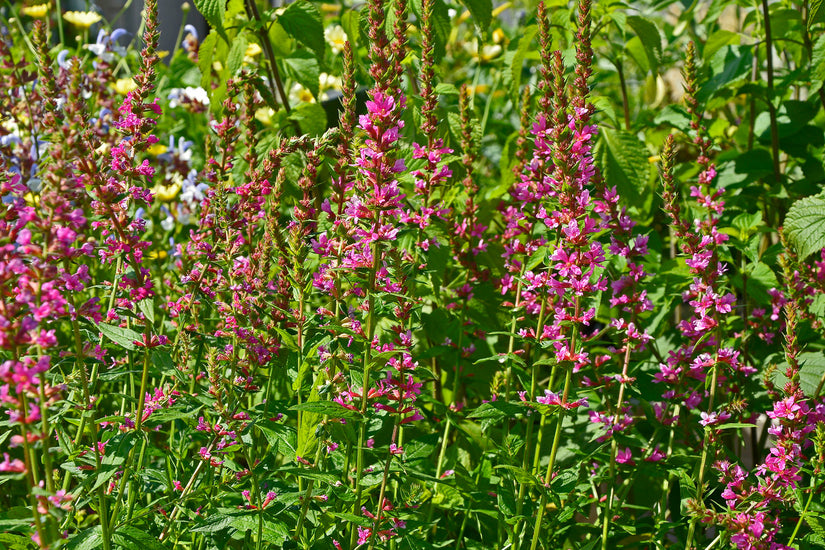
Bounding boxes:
226 34 248 76
495 464 538 486
772 352 825 397
198 30 218 89
593 127 651 202
278 1 325 59
784 193 825 260
808 514 825 538
809 293 825 319
194 0 227 39
626 15 662 73
257 421 297 456
813 35 825 83
97 323 142 351
434 82 459 96
459 0 493 35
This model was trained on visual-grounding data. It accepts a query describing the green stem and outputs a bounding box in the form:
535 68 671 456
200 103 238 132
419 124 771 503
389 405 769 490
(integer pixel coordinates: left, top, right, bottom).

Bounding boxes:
368 423 400 550
787 474 816 547
761 0 781 184
685 365 719 550
350 241 380 549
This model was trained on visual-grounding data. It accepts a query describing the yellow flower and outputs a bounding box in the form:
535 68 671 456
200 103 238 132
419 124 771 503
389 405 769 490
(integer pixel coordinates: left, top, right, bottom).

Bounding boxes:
153 175 182 202
492 28 506 44
147 143 168 157
324 25 347 56
63 10 102 28
147 249 168 260
157 50 170 60
24 192 40 206
154 183 181 202
245 43 262 57
114 78 137 95
22 3 50 18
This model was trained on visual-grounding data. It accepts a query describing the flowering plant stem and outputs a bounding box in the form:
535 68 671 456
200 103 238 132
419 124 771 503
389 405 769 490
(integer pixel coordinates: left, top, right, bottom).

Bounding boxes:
530 299 580 550
685 363 719 549
350 242 380 548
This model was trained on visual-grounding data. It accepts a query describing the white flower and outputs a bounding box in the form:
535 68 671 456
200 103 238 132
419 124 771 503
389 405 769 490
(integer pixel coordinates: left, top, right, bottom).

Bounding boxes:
324 25 347 55
168 86 210 108
319 72 342 101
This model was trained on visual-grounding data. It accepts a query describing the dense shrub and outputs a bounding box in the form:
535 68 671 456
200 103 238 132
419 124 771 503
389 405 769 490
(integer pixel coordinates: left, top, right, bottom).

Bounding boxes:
1 0 825 548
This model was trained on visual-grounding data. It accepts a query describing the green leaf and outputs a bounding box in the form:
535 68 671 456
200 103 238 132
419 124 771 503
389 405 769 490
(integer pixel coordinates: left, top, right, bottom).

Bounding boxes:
290 400 362 420
811 0 825 29
289 102 327 137
198 30 218 89
434 82 459 96
459 0 493 35
97 323 142 351
113 526 166 550
626 15 662 73
0 507 34 532
137 298 154 325
593 127 651 203
772 352 825 397
703 29 739 61
267 22 293 57
715 422 757 430
784 192 825 260
194 0 227 40
624 36 649 74
808 514 825 538
342 10 360 45
284 50 321 99
278 1 325 59
257 421 297 456
495 464 538 486
809 293 825 320
226 34 249 76
66 526 103 550
700 45 754 100
507 25 538 97
732 262 778 305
